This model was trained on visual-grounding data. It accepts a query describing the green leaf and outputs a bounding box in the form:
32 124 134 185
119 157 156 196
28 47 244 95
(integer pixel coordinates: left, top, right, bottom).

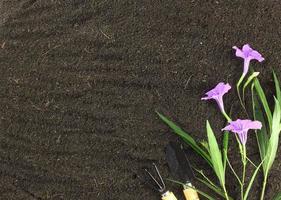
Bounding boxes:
243 159 264 200
272 192 281 200
264 98 281 174
200 140 210 153
273 71 281 108
251 84 269 174
194 168 234 200
157 112 212 167
222 106 233 172
206 121 225 186
196 177 227 200
243 71 260 101
222 131 229 171
254 78 273 132
194 168 221 190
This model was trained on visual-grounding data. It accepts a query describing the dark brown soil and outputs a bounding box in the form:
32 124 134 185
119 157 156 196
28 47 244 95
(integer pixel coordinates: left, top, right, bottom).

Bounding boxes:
1 0 281 199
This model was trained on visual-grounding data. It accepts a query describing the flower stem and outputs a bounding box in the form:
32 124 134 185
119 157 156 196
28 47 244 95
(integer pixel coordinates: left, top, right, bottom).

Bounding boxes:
226 156 242 186
237 74 249 117
221 111 231 171
241 145 247 200
222 111 231 122
223 185 230 200
241 163 246 200
237 73 245 90
260 173 268 200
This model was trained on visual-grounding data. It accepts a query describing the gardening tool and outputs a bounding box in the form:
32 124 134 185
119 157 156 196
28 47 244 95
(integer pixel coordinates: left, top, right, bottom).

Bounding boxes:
165 142 200 200
144 163 178 200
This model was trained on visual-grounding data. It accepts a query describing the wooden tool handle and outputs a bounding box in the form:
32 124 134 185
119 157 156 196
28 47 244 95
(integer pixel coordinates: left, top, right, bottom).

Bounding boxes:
161 191 178 200
183 188 200 200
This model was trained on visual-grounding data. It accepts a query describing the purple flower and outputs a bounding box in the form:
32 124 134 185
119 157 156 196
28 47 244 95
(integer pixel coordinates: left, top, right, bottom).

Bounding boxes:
222 119 262 145
233 44 264 76
201 82 231 113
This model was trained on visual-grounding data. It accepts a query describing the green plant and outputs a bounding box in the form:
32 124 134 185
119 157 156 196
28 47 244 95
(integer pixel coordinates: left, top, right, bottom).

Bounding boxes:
158 44 281 199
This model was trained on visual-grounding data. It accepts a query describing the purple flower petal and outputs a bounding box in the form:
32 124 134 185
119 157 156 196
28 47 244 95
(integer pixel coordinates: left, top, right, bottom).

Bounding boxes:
233 46 244 59
250 50 265 62
222 119 262 145
243 120 262 130
242 44 251 52
221 124 234 132
237 131 247 145
201 82 231 113
233 44 264 75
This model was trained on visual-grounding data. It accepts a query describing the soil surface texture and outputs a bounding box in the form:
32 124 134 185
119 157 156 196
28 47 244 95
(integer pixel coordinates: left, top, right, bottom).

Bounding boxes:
1 0 281 199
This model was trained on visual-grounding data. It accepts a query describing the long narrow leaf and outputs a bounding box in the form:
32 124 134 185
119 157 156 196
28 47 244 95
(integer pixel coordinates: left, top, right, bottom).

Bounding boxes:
272 192 281 200
206 121 225 186
253 95 269 158
157 112 212 167
194 168 220 189
273 71 281 108
222 106 233 172
243 160 264 200
222 131 229 171
264 98 281 174
254 78 273 131
251 83 269 174
243 71 260 100
196 177 227 199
